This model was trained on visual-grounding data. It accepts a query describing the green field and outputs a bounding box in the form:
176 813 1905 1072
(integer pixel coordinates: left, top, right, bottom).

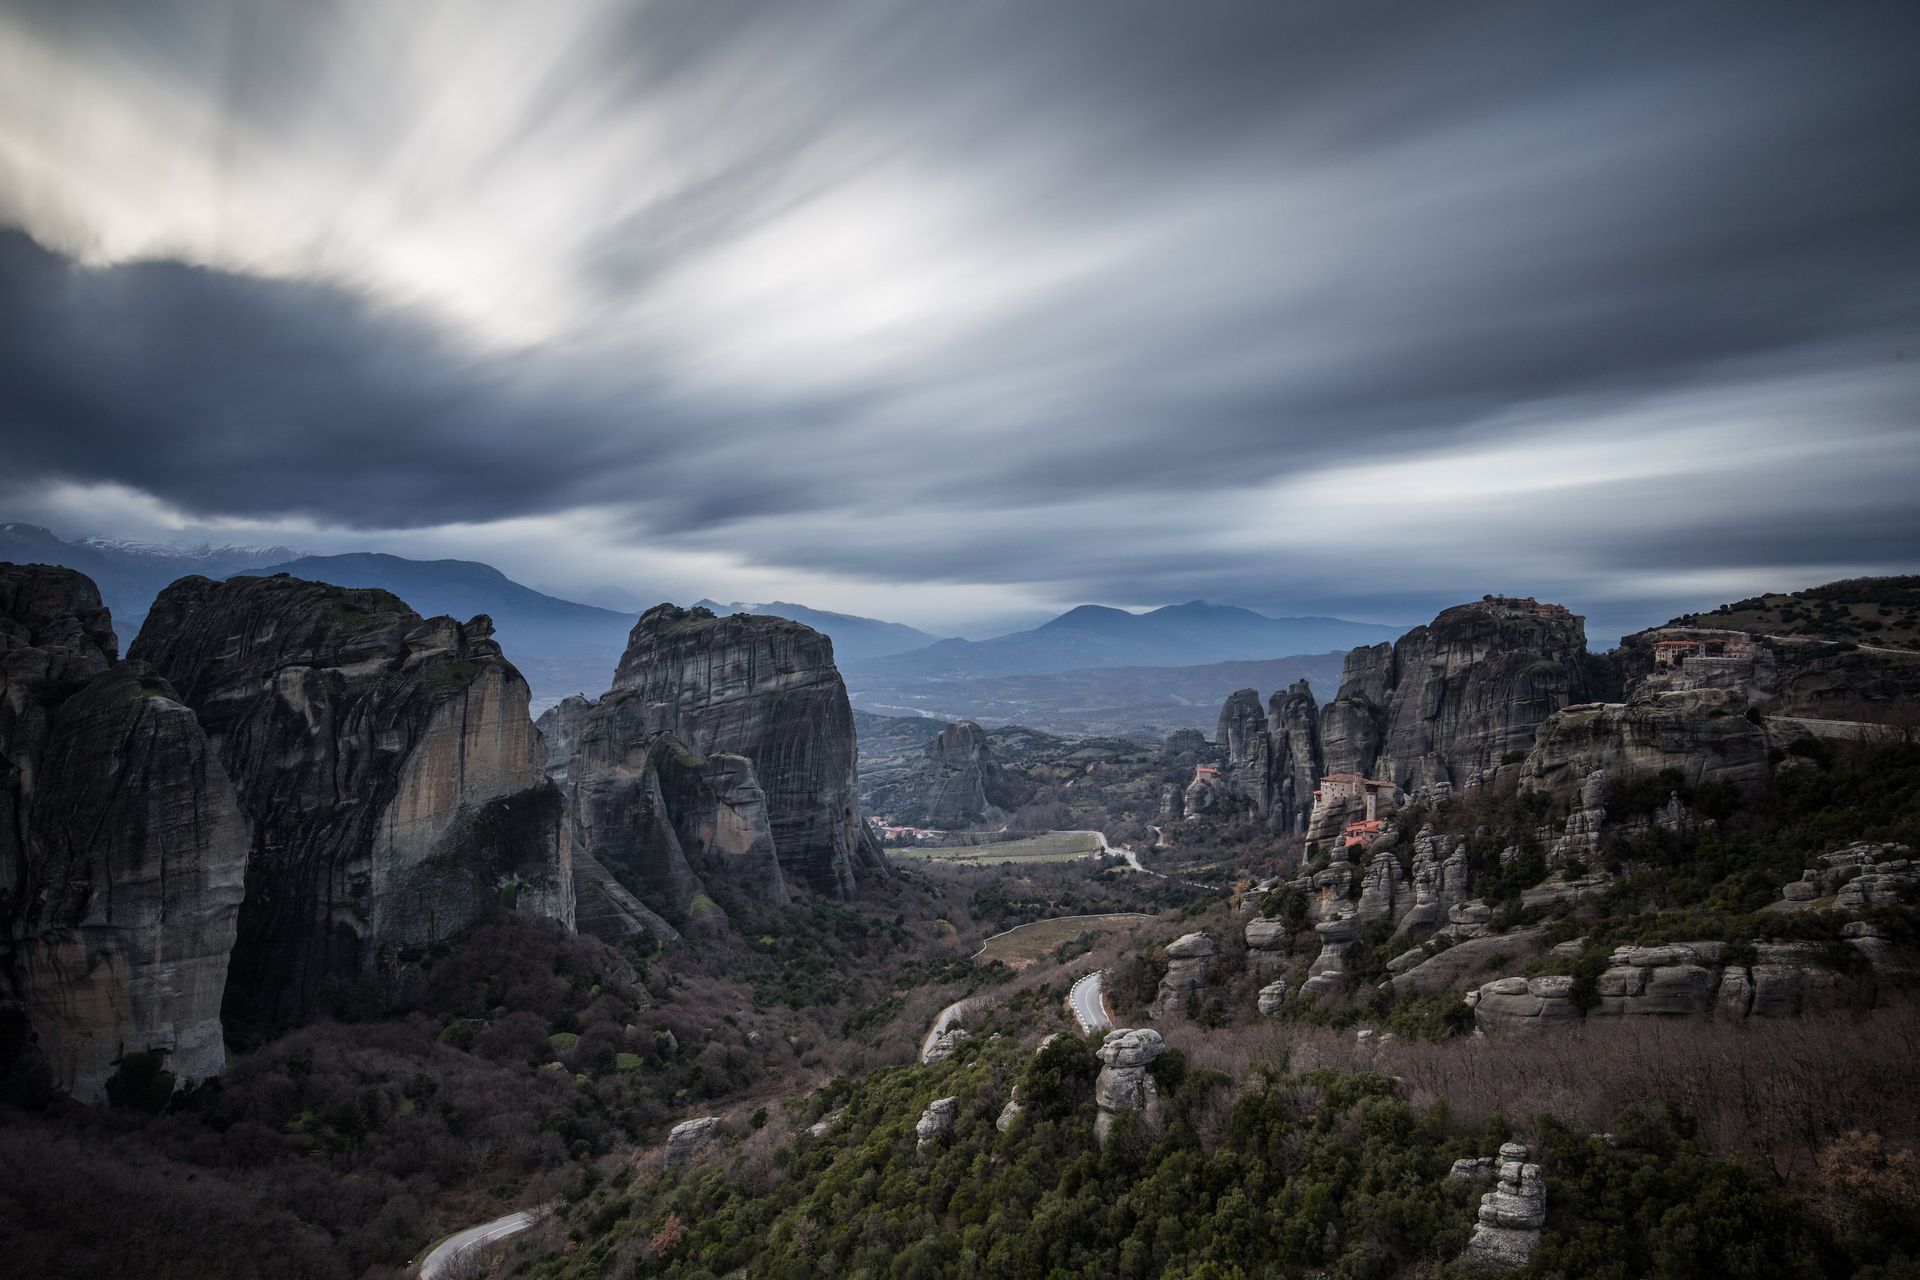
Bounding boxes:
891 830 1103 863
975 912 1148 966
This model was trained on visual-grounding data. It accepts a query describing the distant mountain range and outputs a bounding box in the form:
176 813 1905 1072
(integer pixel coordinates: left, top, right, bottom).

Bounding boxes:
847 600 1404 678
0 522 298 635
845 652 1350 737
3 524 1408 725
694 599 949 666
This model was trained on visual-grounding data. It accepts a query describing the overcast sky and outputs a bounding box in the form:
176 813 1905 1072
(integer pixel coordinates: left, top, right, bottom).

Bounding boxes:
2 1 1916 644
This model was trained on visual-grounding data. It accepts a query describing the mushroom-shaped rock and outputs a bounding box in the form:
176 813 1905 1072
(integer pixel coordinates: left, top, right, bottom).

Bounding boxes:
916 1096 960 1151
1153 933 1216 1018
1096 1027 1167 1068
1093 1029 1168 1146
665 1116 721 1168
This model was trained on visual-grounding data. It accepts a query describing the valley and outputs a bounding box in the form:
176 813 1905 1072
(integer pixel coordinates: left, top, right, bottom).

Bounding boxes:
3 561 1917 1280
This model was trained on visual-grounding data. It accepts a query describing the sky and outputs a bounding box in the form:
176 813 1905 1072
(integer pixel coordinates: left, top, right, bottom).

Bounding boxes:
1 1 1917 646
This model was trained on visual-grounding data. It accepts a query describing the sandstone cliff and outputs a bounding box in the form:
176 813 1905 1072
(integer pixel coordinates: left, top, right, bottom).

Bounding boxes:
130 573 572 1029
1 565 247 1100
568 605 885 900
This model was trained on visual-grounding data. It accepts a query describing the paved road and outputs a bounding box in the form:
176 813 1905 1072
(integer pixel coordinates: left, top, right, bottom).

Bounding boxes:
920 996 985 1063
1069 970 1112 1034
417 1208 542 1280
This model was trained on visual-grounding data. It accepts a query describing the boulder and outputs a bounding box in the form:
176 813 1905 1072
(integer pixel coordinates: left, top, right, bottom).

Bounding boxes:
665 1116 721 1167
1257 982 1289 1015
915 1096 959 1150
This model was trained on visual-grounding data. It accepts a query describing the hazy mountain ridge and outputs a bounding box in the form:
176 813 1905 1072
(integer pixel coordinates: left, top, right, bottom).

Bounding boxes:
854 599 1405 679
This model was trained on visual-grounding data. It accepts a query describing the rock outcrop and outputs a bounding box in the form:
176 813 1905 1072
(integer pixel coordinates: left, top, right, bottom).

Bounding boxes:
1301 913 1361 998
1461 1142 1545 1270
1521 687 1771 803
1152 932 1214 1018
1206 681 1324 834
1257 981 1289 1015
1093 1027 1167 1145
2 565 248 1101
916 1095 959 1151
1244 917 1291 979
1395 827 1471 936
567 606 884 901
1467 939 1871 1033
664 1115 721 1167
899 720 1018 828
535 694 596 791
130 573 572 1029
1336 598 1608 793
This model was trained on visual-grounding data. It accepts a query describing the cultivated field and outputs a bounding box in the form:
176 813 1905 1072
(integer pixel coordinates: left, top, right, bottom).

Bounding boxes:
974 912 1149 966
891 830 1103 863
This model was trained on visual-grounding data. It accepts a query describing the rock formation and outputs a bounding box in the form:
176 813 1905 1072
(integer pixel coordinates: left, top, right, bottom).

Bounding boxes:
1522 687 1771 803
1244 917 1291 979
1467 939 1873 1033
1217 690 1272 817
535 693 596 791
899 720 1018 828
1093 1027 1167 1145
665 1115 721 1167
1206 682 1323 834
2 565 248 1101
1334 598 1608 792
1301 913 1361 998
1257 981 1289 1015
566 605 884 902
130 573 573 1029
1161 728 1207 759
916 1095 959 1151
923 1027 969 1064
1395 827 1471 936
1461 1142 1545 1269
1153 931 1214 1018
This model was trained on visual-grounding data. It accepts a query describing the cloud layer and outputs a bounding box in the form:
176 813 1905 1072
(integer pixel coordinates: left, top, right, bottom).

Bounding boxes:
3 1 1917 642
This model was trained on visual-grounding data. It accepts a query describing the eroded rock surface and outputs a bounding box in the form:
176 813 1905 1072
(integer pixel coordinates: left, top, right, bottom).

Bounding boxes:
916 1095 959 1151
1153 932 1214 1018
2 565 248 1100
131 573 572 1028
1094 1027 1166 1145
1461 1142 1545 1270
573 606 885 901
665 1115 721 1167
891 720 1018 828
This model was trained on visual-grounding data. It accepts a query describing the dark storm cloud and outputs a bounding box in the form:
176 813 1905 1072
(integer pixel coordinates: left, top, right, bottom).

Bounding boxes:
1 0 1917 633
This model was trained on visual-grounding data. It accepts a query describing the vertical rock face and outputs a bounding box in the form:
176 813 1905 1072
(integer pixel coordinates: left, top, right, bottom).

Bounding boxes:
1217 690 1271 816
1360 599 1605 791
1204 681 1323 834
586 605 885 899
131 574 572 1030
1319 644 1395 776
1266 681 1323 834
2 565 247 1100
536 693 597 790
904 720 1018 828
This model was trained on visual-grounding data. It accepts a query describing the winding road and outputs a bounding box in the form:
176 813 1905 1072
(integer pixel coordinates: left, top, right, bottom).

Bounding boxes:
1069 971 1112 1034
920 995 987 1062
417 1207 544 1279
